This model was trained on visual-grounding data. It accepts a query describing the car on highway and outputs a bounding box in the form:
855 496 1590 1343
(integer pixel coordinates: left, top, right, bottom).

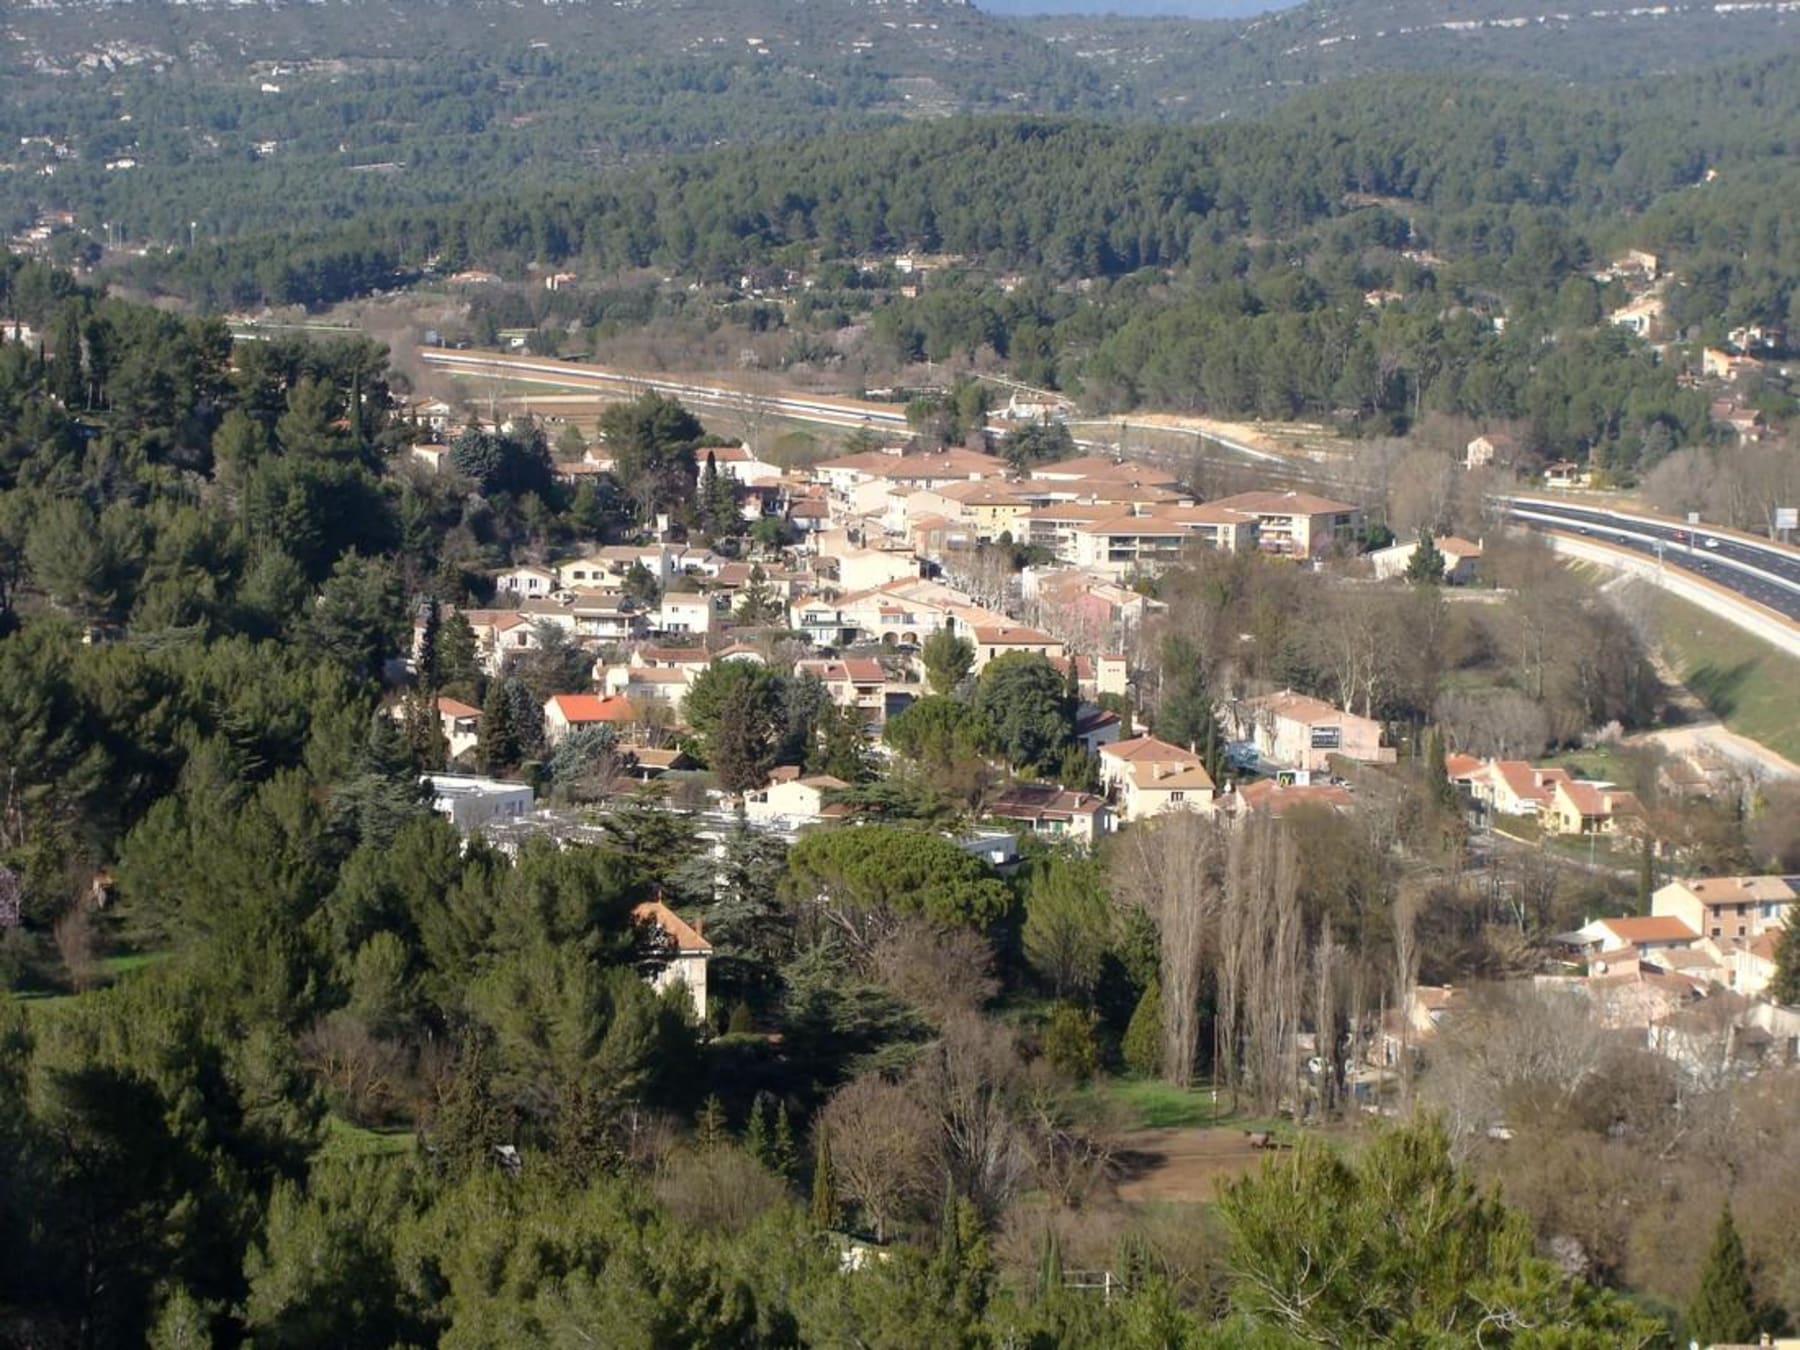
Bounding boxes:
1704 537 1720 549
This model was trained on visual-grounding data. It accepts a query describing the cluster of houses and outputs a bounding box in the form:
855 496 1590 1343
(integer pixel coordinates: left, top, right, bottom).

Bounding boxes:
1387 873 1800 1083
1447 754 1645 838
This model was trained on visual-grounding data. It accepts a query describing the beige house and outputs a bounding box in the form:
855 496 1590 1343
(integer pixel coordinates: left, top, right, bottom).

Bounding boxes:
542 693 639 746
1068 506 1256 577
633 900 712 1021
600 664 693 708
1464 760 1570 817
649 592 710 637
796 658 888 725
1652 875 1799 945
436 696 482 761
1229 691 1393 774
1574 915 1701 959
494 564 557 600
1543 778 1643 837
985 783 1112 845
970 624 1065 672
1206 490 1364 558
1098 736 1217 820
743 774 851 826
1369 534 1483 584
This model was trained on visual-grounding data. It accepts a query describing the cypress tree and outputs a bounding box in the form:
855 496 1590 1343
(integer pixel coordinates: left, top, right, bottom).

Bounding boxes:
1771 918 1800 1006
744 1093 770 1165
479 677 519 773
1123 981 1163 1078
1424 724 1455 810
810 1129 839 1230
1687 1204 1757 1347
417 597 442 693
1636 834 1656 911
772 1102 796 1178
1037 1226 1063 1297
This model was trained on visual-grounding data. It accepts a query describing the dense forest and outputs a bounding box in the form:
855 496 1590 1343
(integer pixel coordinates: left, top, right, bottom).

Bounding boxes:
99 53 1800 469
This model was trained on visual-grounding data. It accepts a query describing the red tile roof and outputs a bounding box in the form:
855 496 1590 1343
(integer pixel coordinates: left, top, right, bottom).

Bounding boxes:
436 696 482 718
633 900 711 953
548 693 637 723
1597 915 1699 944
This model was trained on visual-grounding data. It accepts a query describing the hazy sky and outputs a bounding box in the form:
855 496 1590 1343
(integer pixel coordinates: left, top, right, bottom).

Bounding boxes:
979 0 1291 15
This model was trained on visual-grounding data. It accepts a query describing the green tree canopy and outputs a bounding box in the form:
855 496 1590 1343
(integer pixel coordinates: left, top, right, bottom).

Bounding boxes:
974 652 1073 774
783 826 1012 952
1218 1115 1663 1347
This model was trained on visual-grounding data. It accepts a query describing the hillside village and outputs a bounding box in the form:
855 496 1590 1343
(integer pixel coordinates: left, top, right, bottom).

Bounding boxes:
397 398 1800 1093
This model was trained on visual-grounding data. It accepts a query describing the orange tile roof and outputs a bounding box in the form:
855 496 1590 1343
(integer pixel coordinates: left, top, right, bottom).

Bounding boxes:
1597 915 1699 944
436 696 482 718
1208 489 1359 517
633 900 711 953
548 693 637 723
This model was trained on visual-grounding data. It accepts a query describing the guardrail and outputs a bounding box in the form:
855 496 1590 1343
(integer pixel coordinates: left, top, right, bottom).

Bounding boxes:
1506 508 1800 602
1504 495 1800 568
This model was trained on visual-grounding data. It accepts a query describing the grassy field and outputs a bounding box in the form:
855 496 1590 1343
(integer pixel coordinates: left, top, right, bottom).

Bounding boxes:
317 1115 416 1161
1078 1076 1295 1135
1647 589 1800 762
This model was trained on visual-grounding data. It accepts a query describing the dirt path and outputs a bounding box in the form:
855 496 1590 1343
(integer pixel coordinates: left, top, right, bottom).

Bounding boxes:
1113 1127 1279 1204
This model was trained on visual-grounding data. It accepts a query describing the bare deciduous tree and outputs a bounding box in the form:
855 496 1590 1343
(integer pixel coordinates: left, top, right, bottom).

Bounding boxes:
817 1074 938 1242
1111 813 1227 1087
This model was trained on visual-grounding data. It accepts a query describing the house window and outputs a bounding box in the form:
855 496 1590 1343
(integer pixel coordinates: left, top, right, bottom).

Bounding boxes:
1169 792 1185 803
1711 927 1721 938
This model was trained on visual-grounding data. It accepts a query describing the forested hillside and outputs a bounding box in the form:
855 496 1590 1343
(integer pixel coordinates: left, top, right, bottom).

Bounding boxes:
105 54 1800 472
3 0 1797 249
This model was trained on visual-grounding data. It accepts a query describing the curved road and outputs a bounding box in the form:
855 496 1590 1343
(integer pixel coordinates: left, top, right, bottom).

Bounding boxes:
416 350 1800 628
1502 496 1800 623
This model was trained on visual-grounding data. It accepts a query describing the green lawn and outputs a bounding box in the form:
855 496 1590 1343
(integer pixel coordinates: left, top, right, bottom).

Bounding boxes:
317 1115 416 1161
1648 589 1800 762
1079 1076 1293 1135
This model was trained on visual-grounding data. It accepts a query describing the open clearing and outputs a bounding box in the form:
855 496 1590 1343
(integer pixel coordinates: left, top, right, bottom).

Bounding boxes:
1113 1127 1277 1204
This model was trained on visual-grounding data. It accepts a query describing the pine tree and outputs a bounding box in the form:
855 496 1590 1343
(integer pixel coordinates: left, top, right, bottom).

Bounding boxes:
810 1129 839 1230
439 611 481 699
1687 1204 1757 1346
428 1038 512 1181
1404 529 1447 585
695 1093 728 1152
1123 981 1164 1078
711 674 776 793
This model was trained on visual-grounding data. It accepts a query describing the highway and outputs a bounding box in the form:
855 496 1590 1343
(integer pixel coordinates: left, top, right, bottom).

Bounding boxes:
418 349 1800 628
418 348 1289 465
422 348 914 434
1501 496 1800 622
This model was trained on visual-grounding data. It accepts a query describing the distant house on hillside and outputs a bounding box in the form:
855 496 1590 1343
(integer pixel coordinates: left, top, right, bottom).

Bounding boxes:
633 900 711 1021
542 693 638 746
